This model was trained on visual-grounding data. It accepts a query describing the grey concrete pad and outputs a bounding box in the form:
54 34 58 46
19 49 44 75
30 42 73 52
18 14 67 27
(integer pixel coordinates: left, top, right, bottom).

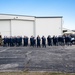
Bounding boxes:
0 46 75 72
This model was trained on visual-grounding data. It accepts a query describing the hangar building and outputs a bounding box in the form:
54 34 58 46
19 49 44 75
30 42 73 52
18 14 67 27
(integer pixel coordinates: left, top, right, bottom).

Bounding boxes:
0 14 63 38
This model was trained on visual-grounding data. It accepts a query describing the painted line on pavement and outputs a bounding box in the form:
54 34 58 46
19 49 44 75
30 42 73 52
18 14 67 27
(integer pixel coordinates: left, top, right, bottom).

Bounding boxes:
0 47 10 52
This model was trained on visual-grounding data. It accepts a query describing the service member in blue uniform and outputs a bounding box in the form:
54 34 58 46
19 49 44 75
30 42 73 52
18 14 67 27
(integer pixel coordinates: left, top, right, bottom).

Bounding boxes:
23 36 28 46
26 36 28 46
7 37 11 46
67 35 71 45
58 36 61 45
47 35 52 46
23 36 26 46
42 36 46 47
65 35 69 45
17 36 20 46
20 36 22 46
33 37 36 47
10 36 13 47
3 36 7 46
37 35 41 47
52 36 58 46
14 36 17 46
30 36 34 47
61 35 65 46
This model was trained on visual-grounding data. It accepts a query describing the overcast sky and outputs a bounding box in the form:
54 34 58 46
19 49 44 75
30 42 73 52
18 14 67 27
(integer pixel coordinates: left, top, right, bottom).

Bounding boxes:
0 0 75 30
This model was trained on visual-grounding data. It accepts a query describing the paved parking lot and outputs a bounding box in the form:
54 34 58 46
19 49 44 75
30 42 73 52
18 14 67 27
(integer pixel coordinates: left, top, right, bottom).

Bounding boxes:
0 46 75 72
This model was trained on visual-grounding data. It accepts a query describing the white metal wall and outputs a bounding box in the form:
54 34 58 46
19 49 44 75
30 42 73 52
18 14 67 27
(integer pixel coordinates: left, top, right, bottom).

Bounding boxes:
11 20 34 37
0 15 62 38
0 14 35 20
35 18 62 37
0 20 10 37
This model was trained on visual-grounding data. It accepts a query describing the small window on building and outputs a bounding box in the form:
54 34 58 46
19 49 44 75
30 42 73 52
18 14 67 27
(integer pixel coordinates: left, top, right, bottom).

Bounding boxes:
63 30 67 33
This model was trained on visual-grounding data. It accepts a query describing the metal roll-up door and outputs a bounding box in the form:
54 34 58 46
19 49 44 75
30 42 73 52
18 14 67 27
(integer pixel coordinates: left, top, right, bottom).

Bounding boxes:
11 20 34 37
0 20 10 37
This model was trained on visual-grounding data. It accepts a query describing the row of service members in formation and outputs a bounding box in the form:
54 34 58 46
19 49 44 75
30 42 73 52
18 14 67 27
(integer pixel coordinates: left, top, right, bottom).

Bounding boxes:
2 36 46 47
2 35 72 47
